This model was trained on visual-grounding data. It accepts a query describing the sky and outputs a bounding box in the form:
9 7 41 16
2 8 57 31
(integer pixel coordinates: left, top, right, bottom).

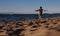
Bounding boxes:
0 0 60 14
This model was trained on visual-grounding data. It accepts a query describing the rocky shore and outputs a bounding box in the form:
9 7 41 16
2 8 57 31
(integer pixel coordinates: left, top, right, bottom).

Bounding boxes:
0 17 60 36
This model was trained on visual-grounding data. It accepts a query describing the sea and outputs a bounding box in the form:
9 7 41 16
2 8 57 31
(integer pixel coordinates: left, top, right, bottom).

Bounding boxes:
0 13 60 22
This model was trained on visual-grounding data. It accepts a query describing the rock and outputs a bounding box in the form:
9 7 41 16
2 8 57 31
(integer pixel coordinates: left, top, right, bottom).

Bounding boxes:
28 21 33 26
55 28 60 31
45 25 49 28
30 28 37 31
32 25 38 28
0 26 4 29
40 20 47 23
16 22 23 26
7 28 24 36
12 29 24 35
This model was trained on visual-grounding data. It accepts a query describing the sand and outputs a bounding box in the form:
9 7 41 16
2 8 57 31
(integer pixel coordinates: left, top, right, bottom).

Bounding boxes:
0 17 60 36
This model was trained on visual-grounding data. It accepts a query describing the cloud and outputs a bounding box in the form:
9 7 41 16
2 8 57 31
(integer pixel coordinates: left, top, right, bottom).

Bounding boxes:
0 9 60 14
0 9 38 14
43 9 60 13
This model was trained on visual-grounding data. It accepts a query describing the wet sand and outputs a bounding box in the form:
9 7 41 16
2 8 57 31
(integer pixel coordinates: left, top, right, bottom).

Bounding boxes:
0 17 60 36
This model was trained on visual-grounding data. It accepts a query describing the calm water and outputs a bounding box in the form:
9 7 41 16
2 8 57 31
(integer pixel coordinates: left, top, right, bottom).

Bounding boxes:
0 13 60 21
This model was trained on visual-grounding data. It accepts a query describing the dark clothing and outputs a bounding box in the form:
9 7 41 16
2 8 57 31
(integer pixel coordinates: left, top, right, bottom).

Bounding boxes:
39 9 43 17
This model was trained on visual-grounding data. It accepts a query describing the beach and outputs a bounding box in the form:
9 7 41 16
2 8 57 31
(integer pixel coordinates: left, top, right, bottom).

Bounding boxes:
0 17 60 36
0 0 60 36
